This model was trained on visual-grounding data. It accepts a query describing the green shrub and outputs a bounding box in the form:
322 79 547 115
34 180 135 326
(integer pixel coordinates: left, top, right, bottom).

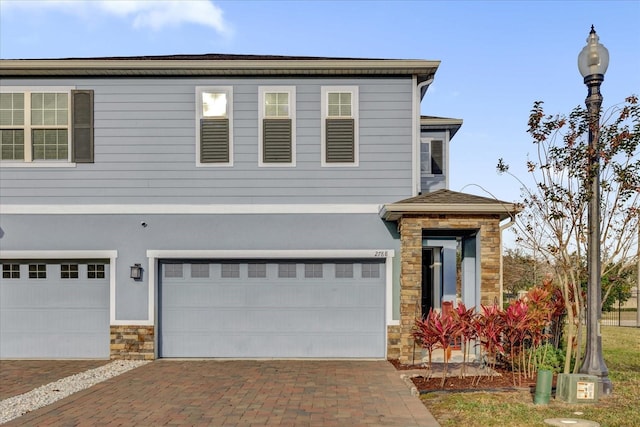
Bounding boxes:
531 343 565 373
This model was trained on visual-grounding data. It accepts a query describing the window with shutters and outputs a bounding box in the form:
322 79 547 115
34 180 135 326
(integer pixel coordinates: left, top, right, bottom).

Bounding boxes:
321 86 358 166
0 88 93 166
420 138 444 175
259 86 296 167
196 86 233 166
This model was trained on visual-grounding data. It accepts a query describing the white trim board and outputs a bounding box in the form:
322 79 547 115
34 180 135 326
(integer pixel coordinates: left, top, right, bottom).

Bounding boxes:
0 204 382 215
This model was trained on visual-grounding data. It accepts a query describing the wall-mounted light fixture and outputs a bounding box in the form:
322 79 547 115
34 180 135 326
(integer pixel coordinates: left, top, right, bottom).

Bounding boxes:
130 264 143 281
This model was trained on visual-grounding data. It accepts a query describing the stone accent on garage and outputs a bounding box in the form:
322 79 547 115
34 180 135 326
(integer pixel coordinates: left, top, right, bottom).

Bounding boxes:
396 213 503 365
386 324 401 360
110 326 155 360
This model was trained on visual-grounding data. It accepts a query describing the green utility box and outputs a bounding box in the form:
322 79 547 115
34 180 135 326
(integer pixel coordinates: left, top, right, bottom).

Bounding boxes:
556 374 599 403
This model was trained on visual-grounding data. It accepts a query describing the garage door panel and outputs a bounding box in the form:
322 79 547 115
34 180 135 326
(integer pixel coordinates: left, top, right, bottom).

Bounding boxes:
0 260 110 359
161 332 383 358
159 259 385 358
2 308 109 332
162 283 247 306
161 307 251 332
2 283 108 308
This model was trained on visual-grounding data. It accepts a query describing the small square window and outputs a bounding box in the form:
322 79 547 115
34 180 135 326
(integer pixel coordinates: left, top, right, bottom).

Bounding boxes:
327 92 352 117
191 264 210 278
278 263 296 278
88 264 106 279
361 263 380 278
202 92 227 118
221 263 240 278
61 264 79 279
2 263 20 279
264 92 289 117
164 264 183 278
335 263 353 278
248 263 267 278
304 263 323 278
28 264 46 279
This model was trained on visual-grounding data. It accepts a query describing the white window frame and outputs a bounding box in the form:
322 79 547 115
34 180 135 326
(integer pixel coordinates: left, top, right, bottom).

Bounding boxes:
0 87 75 167
195 86 233 167
258 86 296 167
420 137 433 175
321 86 359 167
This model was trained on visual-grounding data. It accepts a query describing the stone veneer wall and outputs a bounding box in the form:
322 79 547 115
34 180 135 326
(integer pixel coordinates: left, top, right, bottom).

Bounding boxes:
110 325 155 360
386 325 401 360
396 213 502 364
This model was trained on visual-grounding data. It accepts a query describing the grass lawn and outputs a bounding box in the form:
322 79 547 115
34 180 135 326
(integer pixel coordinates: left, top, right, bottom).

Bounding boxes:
421 326 640 427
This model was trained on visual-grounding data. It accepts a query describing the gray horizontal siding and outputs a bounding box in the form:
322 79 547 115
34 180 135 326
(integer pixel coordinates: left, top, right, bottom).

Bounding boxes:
0 77 415 205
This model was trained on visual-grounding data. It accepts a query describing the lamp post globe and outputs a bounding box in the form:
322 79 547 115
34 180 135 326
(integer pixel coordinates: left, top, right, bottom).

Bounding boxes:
578 26 609 78
577 25 612 397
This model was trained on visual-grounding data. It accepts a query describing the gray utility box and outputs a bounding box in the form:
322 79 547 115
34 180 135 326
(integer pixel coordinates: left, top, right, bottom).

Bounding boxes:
556 374 599 403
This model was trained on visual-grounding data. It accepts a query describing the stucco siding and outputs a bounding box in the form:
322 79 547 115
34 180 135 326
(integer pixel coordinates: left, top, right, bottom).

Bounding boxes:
0 212 400 322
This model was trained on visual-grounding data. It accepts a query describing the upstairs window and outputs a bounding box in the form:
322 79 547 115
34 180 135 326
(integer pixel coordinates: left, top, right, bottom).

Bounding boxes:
259 86 295 166
322 86 358 166
420 138 444 175
0 89 94 165
196 87 233 166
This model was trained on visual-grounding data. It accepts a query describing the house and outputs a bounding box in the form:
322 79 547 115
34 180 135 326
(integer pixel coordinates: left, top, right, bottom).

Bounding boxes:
0 54 519 363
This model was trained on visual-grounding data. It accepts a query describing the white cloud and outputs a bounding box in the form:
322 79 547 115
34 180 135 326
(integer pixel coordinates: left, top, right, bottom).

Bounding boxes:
97 0 230 34
1 0 232 35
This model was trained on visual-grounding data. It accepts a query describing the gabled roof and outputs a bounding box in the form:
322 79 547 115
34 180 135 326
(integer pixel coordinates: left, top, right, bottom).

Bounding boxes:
0 53 439 82
379 189 521 221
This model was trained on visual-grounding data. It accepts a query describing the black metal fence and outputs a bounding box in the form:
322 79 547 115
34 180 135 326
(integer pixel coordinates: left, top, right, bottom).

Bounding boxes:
601 308 639 327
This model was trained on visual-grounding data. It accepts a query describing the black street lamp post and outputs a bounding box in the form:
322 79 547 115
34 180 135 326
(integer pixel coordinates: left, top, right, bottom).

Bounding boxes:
577 25 613 396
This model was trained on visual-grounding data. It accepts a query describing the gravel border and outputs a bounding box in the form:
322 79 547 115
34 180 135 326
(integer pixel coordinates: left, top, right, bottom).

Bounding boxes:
0 360 150 424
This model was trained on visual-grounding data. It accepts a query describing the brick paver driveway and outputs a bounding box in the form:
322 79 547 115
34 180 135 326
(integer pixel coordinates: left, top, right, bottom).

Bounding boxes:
3 360 439 426
0 360 109 400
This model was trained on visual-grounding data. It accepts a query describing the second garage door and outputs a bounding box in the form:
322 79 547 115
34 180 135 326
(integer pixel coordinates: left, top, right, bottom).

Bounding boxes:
159 259 385 358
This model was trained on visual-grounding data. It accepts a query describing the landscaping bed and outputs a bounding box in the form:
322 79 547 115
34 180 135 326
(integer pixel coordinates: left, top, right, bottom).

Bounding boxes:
389 359 551 393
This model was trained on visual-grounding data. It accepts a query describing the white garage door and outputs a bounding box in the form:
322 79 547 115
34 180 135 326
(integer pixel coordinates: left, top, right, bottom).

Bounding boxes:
159 259 386 358
0 261 110 359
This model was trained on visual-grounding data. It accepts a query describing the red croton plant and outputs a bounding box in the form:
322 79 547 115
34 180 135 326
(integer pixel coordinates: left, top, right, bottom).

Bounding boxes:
412 280 566 387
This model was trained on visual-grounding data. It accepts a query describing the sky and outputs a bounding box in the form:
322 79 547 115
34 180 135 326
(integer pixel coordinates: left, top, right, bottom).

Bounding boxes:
1 0 639 206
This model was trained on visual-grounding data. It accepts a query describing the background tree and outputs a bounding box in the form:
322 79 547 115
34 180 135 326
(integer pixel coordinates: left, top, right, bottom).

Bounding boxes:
497 95 640 373
601 267 634 312
503 248 553 299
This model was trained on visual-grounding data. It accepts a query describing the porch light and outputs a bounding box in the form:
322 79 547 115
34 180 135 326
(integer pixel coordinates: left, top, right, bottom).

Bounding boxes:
130 264 143 280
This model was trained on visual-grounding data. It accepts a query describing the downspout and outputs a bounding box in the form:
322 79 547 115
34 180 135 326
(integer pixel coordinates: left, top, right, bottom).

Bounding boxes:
499 216 516 308
413 77 434 196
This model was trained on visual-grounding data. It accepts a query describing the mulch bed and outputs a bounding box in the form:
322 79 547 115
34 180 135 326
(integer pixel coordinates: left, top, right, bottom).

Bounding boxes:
388 359 551 394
